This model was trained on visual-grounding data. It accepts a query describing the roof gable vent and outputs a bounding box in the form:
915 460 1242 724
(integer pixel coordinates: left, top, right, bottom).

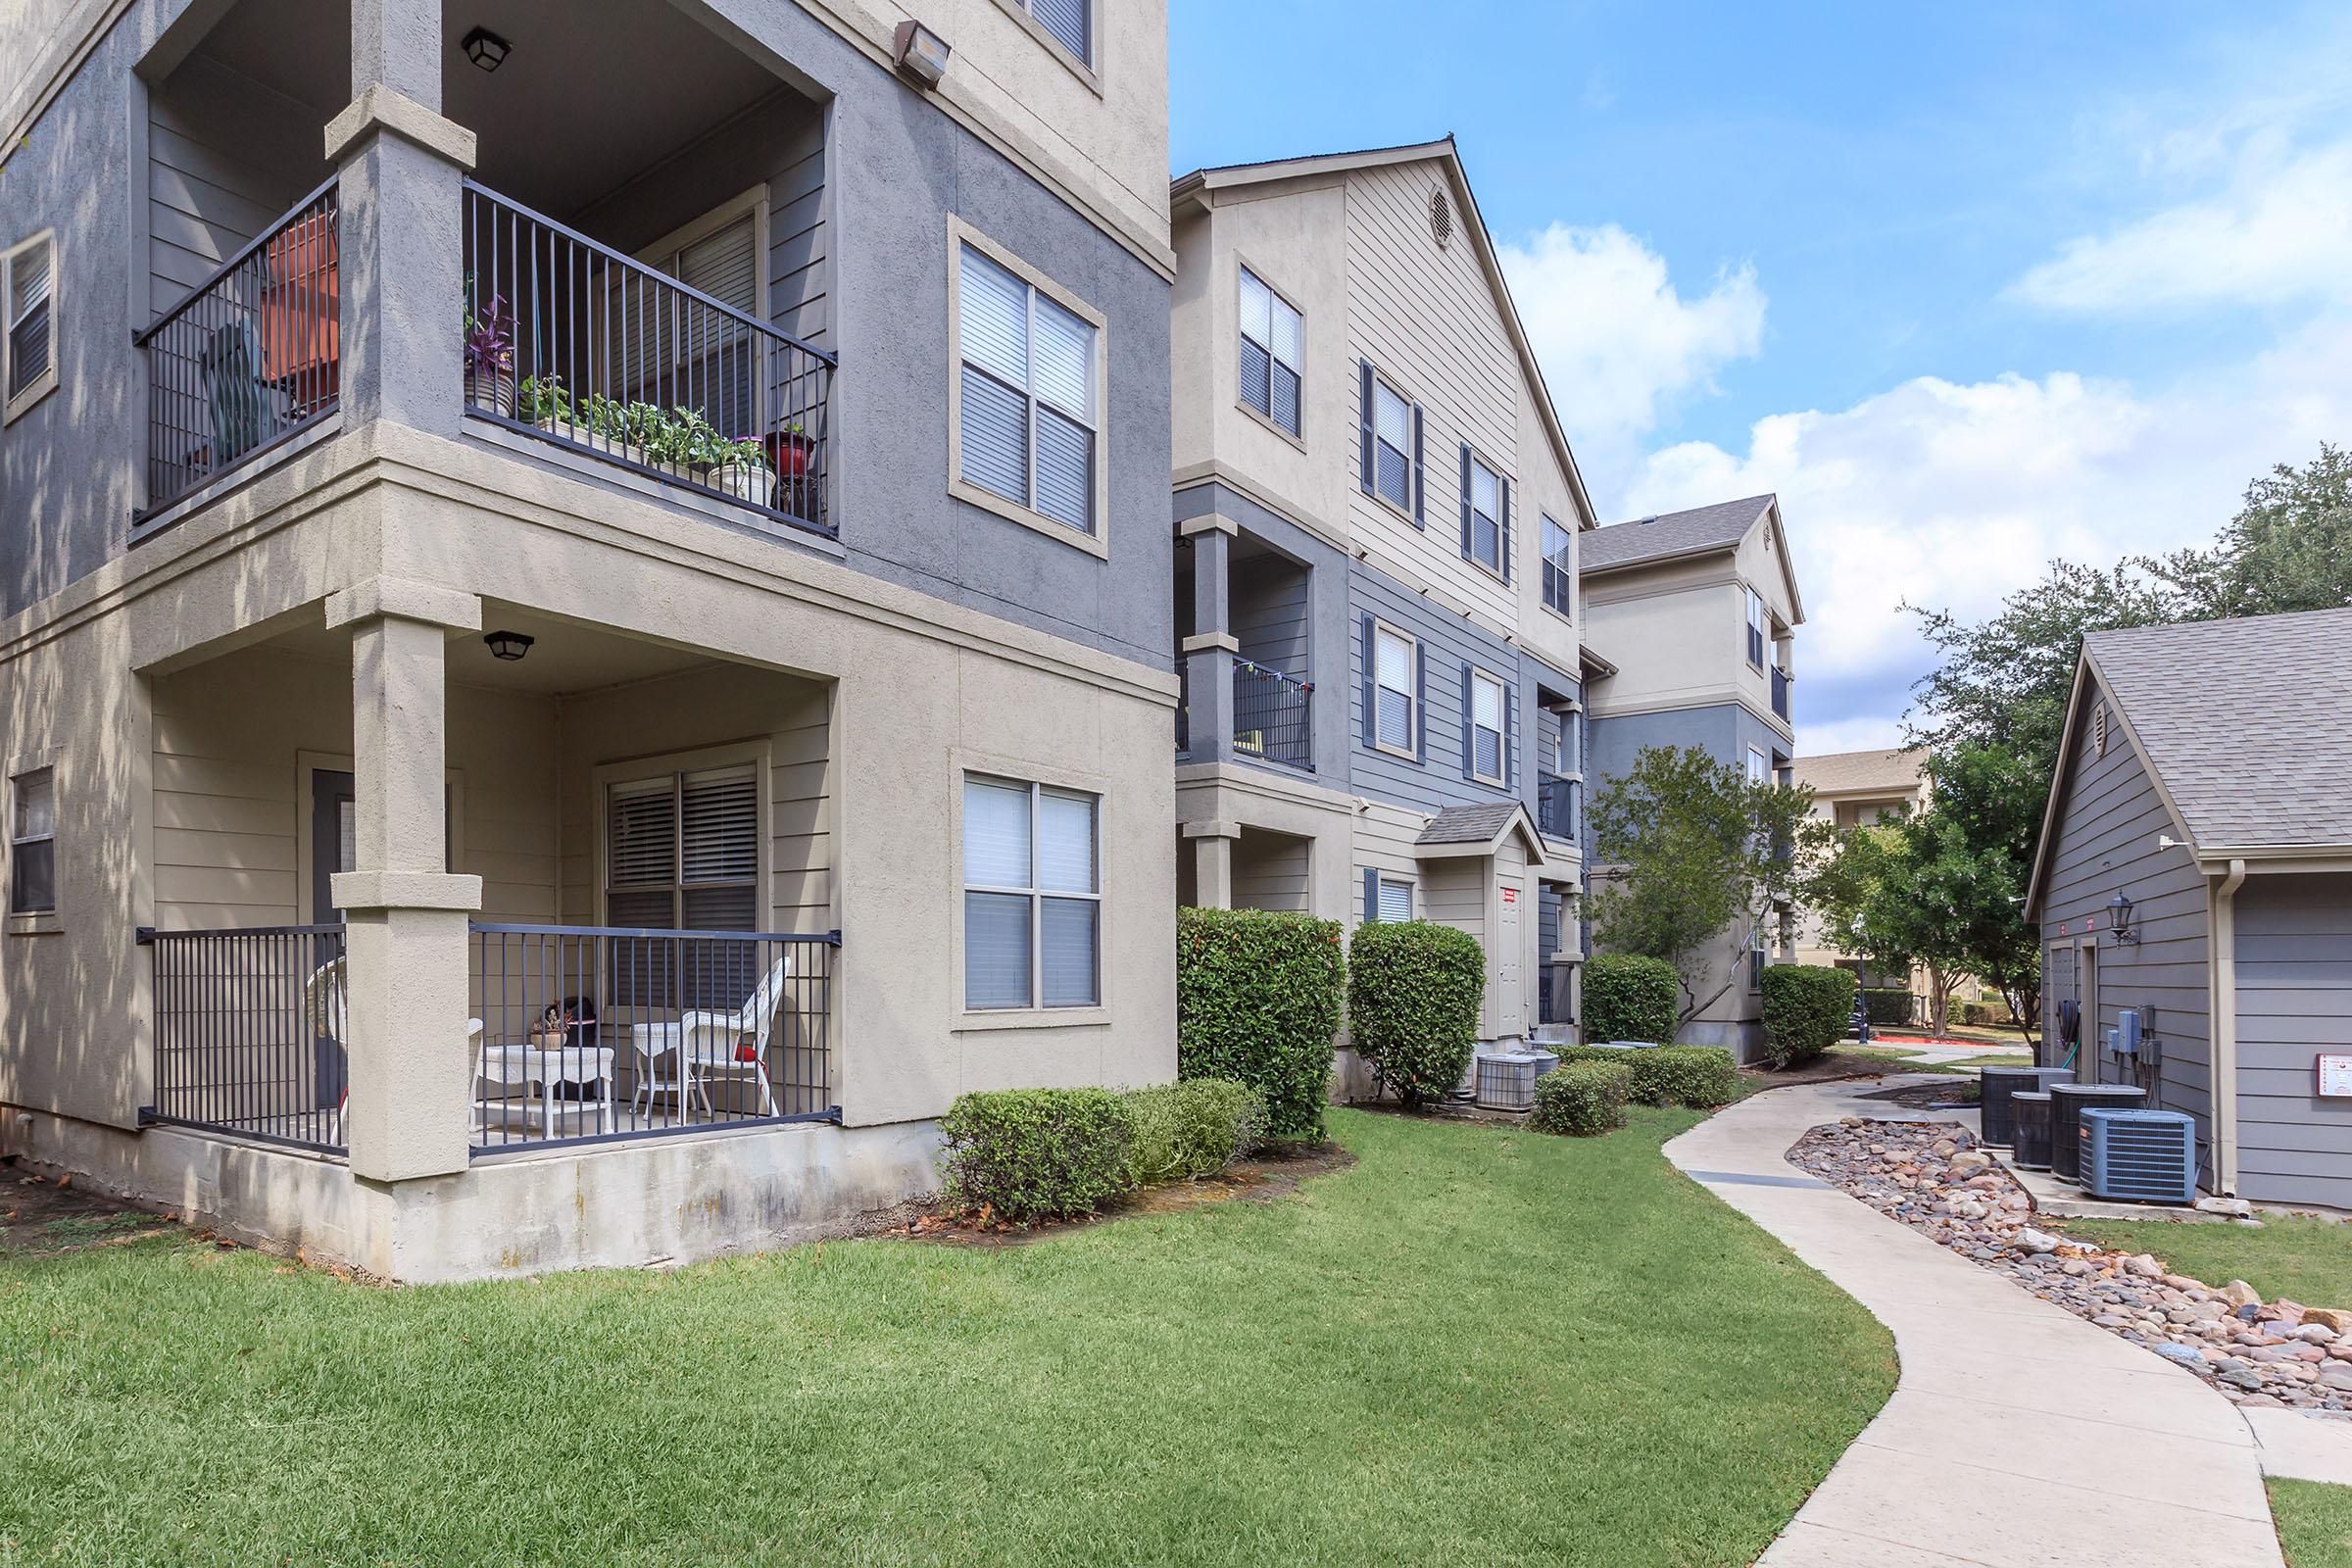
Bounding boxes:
1429 188 1453 249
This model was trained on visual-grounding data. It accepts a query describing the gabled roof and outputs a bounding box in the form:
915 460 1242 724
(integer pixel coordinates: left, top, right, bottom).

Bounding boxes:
1792 747 1927 798
1171 136 1597 534
1416 802 1547 864
2025 608 2352 911
1582 494 1803 624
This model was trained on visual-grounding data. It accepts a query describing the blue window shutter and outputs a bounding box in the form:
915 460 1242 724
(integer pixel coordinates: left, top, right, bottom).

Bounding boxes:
1500 476 1513 583
1504 685 1518 790
1459 663 1475 779
1413 643 1427 764
1357 362 1375 496
1358 612 1376 751
1362 867 1378 923
1411 405 1426 528
1458 444 1474 560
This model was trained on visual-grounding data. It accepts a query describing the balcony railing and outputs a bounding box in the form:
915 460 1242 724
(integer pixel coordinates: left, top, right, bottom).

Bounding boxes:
1772 665 1790 721
1538 774 1580 843
1232 660 1312 770
462 182 835 535
1175 659 1190 756
139 923 350 1155
468 923 837 1153
136 179 341 521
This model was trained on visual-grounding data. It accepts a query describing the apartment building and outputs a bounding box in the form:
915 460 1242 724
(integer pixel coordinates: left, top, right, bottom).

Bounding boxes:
1788 745 1927 968
0 0 1176 1279
1579 495 1801 1057
1166 139 1597 1067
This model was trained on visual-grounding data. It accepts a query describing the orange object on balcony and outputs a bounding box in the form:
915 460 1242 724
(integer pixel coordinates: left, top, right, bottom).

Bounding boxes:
261 211 339 410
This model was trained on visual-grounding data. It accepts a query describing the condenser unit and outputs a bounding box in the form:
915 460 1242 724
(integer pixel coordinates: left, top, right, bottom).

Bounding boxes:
2080 1107 2197 1204
1980 1065 2075 1146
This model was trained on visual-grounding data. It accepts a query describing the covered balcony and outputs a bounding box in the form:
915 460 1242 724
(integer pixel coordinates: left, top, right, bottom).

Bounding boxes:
1175 532 1314 772
132 0 832 537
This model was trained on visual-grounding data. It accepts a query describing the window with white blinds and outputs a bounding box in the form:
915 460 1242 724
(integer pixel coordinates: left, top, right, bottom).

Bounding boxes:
1016 0 1092 65
956 241 1099 536
606 764 761 932
1371 377 1411 510
1376 876 1413 924
1239 266 1302 437
1374 624 1415 753
1469 669 1505 785
4 231 56 414
612 204 761 437
1468 454 1502 573
962 774 1101 1009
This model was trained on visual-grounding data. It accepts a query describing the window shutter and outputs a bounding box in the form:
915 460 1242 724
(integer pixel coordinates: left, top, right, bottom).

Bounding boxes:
1458 444 1474 560
1362 867 1378 924
1357 361 1375 496
1459 663 1475 779
1499 476 1512 583
1503 686 1518 790
1359 612 1377 751
1413 643 1427 764
1411 405 1426 528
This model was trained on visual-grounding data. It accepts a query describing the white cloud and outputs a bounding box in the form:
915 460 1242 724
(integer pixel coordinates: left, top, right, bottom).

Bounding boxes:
2009 137 2352 313
1621 315 2352 749
1498 223 1765 482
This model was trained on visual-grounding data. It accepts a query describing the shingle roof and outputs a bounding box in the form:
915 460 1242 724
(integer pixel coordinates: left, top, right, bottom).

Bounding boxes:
1582 495 1775 573
1417 803 1525 847
1791 747 1926 797
2087 609 2352 850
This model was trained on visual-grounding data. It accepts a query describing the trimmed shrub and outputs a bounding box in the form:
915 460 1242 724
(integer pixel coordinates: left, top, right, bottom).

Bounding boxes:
1348 920 1487 1109
1529 1059 1632 1136
1860 987 1915 1028
1549 1044 1740 1107
1761 964 1860 1069
1583 954 1681 1044
1123 1079 1264 1185
1176 907 1347 1141
937 1088 1135 1225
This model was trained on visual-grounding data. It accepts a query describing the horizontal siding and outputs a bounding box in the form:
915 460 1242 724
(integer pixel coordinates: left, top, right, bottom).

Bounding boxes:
1348 563 1522 818
146 57 326 320
2232 874 2352 1207
1231 554 1310 678
1232 833 1309 914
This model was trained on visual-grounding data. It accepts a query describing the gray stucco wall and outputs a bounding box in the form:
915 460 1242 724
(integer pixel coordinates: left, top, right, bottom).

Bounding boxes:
2034 682 2214 1173
1586 702 1754 787
2233 872 2352 1209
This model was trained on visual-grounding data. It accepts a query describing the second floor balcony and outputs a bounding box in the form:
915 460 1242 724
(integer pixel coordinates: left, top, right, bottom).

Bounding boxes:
1771 663 1791 722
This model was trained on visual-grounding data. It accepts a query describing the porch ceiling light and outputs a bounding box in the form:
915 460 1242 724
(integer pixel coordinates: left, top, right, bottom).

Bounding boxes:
463 26 512 73
892 20 951 88
484 629 535 662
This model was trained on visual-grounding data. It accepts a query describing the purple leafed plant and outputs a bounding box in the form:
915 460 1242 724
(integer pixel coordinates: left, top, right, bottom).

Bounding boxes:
465 294 514 378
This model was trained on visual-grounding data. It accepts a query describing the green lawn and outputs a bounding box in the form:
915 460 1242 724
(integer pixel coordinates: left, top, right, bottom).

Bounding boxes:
2056 1214 2352 1307
0 1107 1893 1567
2275 1481 2352 1567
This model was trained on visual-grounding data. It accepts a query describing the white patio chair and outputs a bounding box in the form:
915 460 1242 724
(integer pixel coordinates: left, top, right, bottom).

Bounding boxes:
304 954 484 1142
630 952 791 1120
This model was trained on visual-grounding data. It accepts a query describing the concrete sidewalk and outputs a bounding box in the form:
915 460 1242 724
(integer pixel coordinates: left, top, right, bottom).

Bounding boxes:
1667 1078 2285 1567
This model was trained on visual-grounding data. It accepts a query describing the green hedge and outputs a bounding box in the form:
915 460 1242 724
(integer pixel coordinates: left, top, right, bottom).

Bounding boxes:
1530 1059 1632 1136
1549 1045 1739 1107
1176 908 1347 1141
1348 920 1486 1109
1761 965 1860 1068
937 1088 1135 1225
1584 954 1681 1044
1860 987 1914 1028
1124 1079 1264 1185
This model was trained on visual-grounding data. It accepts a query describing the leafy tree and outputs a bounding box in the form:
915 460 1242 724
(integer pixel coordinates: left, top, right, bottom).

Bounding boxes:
2144 444 2352 620
1588 745 1812 1023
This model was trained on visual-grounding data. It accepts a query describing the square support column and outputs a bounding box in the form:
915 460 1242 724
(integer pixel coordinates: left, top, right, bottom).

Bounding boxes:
325 579 483 1183
1183 819 1239 909
1181 522 1235 764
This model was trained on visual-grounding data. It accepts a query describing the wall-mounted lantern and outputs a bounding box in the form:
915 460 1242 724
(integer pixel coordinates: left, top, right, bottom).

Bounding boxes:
2107 891 2137 945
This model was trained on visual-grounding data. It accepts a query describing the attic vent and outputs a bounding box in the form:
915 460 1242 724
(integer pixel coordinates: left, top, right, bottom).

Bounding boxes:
1429 188 1453 249
2093 704 2108 758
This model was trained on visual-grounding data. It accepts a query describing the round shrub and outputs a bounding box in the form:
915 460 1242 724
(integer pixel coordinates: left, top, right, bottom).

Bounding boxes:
1348 920 1487 1109
1177 907 1346 1141
937 1088 1135 1225
1583 954 1681 1044
1548 1044 1739 1107
1760 964 1860 1069
1123 1078 1265 1185
1530 1059 1632 1136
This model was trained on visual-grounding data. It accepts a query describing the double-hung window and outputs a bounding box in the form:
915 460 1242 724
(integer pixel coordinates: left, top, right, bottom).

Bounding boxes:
1238 267 1302 437
1744 587 1768 669
1465 453 1503 575
1370 375 1411 512
963 775 1102 1010
956 238 1100 538
1375 875 1414 924
1541 515 1573 614
1745 746 1768 786
9 767 55 915
1372 624 1416 755
1009 0 1091 67
3 232 56 423
606 764 761 934
1467 668 1506 786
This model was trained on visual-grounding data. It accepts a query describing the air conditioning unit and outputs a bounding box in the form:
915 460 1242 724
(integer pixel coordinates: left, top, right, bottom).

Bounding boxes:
1980 1065 2075 1146
2080 1107 2197 1204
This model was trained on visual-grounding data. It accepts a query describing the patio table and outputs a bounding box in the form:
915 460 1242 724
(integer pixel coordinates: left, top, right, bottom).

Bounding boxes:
477 1041 617 1138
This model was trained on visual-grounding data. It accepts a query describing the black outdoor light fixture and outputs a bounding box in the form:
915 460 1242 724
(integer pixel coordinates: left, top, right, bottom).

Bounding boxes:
463 26 512 72
483 629 535 662
2107 891 2138 944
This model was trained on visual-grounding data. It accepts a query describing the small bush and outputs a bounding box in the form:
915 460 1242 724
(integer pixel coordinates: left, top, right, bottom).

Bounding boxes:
1177 908 1347 1141
937 1088 1135 1224
1583 954 1681 1044
1530 1059 1632 1136
1348 920 1487 1109
1860 987 1914 1028
1550 1045 1739 1107
1123 1079 1264 1185
1761 965 1860 1068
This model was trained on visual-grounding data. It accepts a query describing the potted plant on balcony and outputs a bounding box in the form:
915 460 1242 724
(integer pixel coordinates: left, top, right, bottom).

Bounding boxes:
764 421 815 518
463 292 515 417
580 394 662 466
710 436 776 507
517 373 577 441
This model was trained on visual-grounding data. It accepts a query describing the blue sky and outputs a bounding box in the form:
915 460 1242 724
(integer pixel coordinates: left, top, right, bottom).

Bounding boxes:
1171 2 2352 753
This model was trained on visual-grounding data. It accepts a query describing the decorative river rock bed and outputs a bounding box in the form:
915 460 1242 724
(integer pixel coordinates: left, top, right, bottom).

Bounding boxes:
1789 1116 2352 1414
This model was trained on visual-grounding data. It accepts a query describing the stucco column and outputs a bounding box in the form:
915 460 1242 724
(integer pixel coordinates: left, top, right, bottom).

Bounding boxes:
328 0 476 436
1184 820 1238 909
326 578 483 1183
1182 522 1234 762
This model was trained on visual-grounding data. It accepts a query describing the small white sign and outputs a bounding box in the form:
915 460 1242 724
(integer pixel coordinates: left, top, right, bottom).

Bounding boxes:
2319 1055 2352 1099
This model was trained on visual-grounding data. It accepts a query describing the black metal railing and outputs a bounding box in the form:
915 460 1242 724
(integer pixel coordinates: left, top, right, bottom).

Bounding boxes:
1772 665 1790 721
461 182 835 535
468 923 837 1153
1538 774 1579 842
1539 960 1574 1027
140 923 349 1155
1231 660 1311 769
136 180 341 521
1175 659 1190 755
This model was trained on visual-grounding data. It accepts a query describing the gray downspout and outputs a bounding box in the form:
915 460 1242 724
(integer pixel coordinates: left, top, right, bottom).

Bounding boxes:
2212 858 2247 1197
